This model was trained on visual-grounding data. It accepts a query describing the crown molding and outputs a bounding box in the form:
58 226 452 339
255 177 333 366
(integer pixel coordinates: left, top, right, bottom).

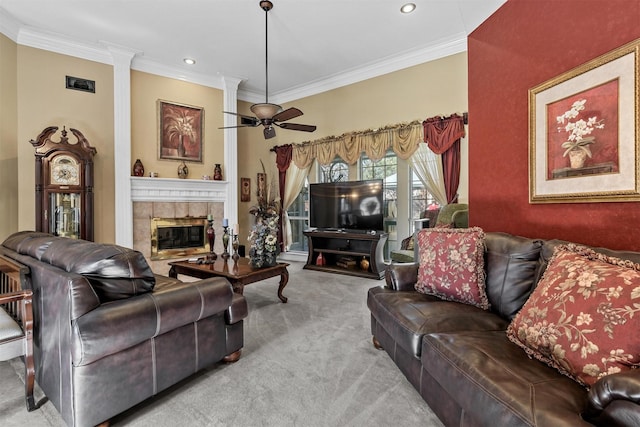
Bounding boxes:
131 57 225 90
17 26 114 64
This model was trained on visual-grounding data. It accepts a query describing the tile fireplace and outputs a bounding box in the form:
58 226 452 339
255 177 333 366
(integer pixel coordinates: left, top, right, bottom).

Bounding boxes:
131 177 229 275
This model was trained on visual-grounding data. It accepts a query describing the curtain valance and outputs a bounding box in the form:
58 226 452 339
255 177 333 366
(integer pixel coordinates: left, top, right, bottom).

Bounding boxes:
290 120 423 168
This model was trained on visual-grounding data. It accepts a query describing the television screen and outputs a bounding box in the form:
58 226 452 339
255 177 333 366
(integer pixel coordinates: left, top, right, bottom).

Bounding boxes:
309 179 384 231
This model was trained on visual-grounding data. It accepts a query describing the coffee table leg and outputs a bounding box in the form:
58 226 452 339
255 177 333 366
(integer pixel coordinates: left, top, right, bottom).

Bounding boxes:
278 268 289 303
232 282 244 295
169 265 177 279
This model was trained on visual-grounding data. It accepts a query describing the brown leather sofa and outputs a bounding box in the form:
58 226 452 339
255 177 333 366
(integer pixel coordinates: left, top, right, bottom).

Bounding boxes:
368 231 640 427
1 231 247 427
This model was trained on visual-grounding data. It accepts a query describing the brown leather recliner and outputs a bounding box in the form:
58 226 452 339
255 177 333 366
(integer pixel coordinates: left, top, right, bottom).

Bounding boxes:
1 231 247 427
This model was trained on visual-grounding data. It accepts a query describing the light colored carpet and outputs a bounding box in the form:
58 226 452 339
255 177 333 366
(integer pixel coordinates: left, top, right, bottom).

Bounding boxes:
0 261 444 427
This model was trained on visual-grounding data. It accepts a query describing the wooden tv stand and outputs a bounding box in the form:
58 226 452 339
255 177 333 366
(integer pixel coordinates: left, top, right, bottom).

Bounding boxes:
303 230 388 279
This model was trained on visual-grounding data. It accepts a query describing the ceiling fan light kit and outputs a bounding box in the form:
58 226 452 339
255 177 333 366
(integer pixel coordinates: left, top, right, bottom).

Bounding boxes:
220 0 317 140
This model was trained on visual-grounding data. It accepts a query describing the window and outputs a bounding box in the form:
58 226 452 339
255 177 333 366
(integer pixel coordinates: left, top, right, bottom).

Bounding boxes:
410 169 438 232
359 150 398 215
285 178 309 252
360 151 398 259
320 159 348 183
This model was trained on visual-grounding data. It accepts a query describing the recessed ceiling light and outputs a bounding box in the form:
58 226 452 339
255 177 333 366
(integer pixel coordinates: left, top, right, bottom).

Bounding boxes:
400 3 416 14
183 58 196 65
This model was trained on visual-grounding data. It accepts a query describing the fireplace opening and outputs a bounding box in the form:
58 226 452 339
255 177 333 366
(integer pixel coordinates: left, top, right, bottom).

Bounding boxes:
151 217 208 260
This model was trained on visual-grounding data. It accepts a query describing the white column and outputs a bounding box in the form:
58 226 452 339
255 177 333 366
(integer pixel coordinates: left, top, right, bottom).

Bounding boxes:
222 76 242 230
106 44 138 248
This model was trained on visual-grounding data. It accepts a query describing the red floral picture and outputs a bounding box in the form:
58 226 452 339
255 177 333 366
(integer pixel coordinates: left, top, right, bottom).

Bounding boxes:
158 100 203 162
546 80 619 180
529 39 640 203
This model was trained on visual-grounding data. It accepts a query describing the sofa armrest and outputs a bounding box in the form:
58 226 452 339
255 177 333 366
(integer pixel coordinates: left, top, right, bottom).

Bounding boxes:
583 369 640 426
385 262 419 291
225 293 248 325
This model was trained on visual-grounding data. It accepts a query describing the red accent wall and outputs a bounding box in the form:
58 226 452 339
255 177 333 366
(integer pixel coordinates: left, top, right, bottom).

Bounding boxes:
468 0 640 250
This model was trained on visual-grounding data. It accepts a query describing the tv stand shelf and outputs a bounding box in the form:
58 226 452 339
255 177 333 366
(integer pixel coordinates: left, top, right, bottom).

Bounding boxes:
303 230 388 279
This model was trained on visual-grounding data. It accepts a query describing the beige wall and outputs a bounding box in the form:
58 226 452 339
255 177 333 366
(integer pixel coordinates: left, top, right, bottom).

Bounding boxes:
131 71 225 179
0 33 18 241
4 39 466 245
16 46 115 242
237 52 469 239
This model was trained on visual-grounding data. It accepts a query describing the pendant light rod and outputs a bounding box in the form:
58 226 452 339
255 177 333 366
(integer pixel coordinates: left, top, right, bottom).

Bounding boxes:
260 1 273 103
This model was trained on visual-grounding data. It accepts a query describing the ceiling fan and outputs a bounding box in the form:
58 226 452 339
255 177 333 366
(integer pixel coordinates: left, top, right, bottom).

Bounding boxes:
220 0 317 140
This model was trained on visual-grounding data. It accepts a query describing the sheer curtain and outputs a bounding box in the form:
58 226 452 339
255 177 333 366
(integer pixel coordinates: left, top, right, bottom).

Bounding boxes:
410 143 448 206
282 162 311 251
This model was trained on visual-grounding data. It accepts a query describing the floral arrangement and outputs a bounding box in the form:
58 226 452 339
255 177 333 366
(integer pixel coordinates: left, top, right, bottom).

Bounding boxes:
556 99 605 158
248 161 281 268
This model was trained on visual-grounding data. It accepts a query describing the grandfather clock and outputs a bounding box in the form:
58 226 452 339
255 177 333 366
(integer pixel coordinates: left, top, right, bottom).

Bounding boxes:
31 126 97 241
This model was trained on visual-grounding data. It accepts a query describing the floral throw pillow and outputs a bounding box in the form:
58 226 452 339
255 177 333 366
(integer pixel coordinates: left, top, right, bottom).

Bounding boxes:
415 227 489 310
507 244 640 388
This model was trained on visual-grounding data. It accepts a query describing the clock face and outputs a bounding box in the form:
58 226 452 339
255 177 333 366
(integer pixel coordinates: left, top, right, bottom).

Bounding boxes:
50 155 80 186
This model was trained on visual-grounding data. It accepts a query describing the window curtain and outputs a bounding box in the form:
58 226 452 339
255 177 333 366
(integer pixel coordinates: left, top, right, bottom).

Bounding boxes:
274 145 293 252
291 121 423 167
282 163 311 251
410 143 448 206
423 114 465 203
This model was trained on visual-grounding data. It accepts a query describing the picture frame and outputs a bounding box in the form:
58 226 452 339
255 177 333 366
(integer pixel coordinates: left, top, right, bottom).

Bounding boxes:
529 39 640 203
241 177 251 202
158 100 204 162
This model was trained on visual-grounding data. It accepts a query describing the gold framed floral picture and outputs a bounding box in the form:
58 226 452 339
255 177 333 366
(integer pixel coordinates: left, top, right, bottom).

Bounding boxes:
158 100 204 162
529 39 640 203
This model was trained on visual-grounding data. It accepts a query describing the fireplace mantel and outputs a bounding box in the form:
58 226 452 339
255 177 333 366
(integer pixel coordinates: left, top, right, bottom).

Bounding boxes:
130 177 228 202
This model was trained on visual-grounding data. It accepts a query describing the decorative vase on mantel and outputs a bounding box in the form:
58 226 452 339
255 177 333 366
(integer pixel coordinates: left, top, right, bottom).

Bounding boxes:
177 161 189 179
132 159 144 177
213 164 223 181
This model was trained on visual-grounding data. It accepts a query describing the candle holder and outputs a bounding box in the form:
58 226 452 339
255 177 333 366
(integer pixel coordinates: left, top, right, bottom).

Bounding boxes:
221 225 230 259
206 219 217 263
232 234 240 261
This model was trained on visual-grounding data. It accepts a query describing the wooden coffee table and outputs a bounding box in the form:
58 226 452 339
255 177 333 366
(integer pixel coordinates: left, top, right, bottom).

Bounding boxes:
168 258 290 303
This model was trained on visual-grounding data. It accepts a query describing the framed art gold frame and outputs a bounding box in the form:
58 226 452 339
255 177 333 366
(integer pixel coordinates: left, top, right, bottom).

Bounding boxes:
158 100 204 162
529 39 640 203
241 177 251 202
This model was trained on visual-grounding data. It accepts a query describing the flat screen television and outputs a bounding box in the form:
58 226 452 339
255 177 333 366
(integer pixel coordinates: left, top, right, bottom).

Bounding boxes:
309 179 384 231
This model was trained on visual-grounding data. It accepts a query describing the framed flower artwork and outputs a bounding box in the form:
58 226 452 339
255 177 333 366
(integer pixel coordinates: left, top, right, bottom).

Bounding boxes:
158 100 204 162
529 39 640 203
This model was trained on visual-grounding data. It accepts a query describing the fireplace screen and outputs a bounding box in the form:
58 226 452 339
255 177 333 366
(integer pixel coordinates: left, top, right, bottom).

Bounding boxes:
151 217 208 260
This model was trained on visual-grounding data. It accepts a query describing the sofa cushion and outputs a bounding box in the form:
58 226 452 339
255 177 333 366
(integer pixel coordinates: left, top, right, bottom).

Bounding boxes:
415 227 489 310
367 286 508 358
507 244 640 387
42 238 155 303
3 231 155 303
422 331 591 426
484 232 543 320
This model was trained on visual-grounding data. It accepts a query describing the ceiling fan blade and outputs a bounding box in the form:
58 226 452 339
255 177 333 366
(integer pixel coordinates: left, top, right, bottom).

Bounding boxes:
272 107 303 122
277 122 317 132
264 126 276 139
